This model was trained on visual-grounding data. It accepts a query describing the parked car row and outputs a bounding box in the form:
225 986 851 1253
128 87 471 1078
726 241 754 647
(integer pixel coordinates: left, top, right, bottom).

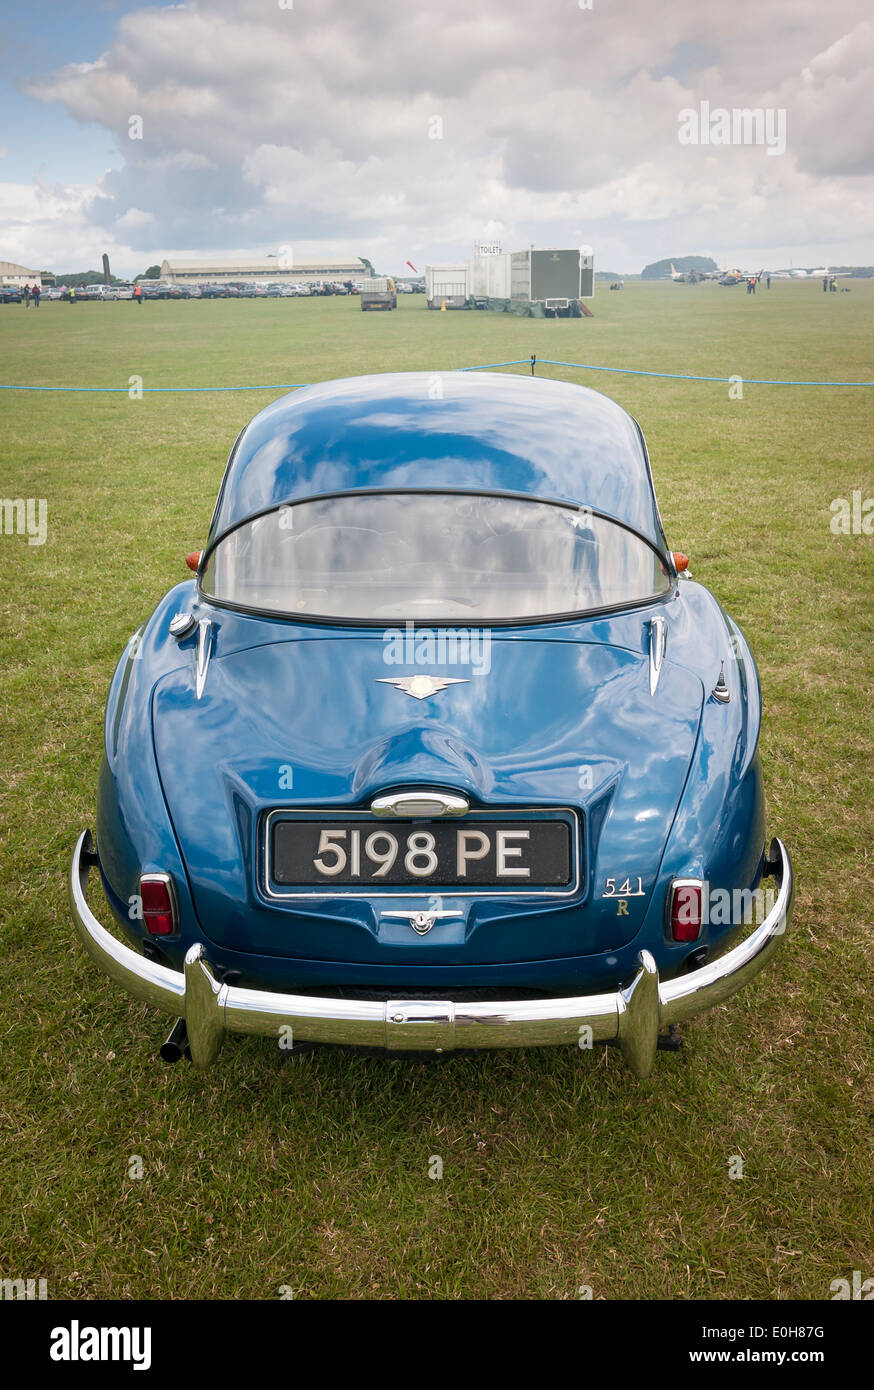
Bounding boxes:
7 278 427 303
36 285 134 301
197 281 359 298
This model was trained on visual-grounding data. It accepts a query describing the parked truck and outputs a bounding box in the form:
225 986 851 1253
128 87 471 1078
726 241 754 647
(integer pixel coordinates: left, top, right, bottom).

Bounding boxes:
360 276 397 311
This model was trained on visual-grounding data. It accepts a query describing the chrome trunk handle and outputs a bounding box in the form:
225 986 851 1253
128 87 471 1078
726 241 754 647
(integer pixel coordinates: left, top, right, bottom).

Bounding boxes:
370 790 470 818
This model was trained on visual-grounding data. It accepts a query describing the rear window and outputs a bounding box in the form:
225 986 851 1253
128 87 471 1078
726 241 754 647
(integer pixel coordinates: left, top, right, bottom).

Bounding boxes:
200 491 671 622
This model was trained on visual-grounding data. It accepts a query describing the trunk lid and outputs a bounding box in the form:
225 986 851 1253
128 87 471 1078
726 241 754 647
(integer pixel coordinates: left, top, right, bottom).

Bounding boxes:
152 633 702 964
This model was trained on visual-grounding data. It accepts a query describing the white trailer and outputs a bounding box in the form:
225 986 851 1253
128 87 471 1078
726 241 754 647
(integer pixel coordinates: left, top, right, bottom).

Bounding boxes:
426 264 470 309
469 251 511 301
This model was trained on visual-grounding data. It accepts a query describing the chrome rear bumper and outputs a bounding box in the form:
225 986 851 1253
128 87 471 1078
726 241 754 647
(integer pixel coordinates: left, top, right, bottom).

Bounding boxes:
69 831 793 1078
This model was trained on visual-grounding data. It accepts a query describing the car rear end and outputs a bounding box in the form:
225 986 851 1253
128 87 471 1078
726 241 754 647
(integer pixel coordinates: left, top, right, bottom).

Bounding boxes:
71 374 793 1074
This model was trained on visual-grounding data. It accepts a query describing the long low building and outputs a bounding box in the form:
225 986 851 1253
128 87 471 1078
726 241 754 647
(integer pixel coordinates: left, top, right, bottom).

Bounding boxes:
160 257 369 286
0 260 42 288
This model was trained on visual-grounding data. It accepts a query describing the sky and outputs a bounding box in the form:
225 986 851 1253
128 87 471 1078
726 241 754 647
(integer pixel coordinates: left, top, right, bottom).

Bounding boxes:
1 0 872 277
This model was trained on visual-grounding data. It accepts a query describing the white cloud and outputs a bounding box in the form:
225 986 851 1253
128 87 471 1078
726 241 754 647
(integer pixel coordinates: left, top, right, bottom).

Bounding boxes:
6 0 873 273
0 178 115 270
113 206 157 232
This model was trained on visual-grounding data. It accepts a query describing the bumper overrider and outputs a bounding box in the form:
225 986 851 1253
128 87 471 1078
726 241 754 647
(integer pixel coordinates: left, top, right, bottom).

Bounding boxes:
69 831 794 1078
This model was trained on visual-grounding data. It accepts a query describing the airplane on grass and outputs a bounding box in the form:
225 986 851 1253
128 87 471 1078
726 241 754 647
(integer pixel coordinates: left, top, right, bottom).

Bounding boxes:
659 262 714 282
660 262 848 286
716 268 764 286
716 266 851 284
665 266 763 286
775 266 848 279
662 263 767 285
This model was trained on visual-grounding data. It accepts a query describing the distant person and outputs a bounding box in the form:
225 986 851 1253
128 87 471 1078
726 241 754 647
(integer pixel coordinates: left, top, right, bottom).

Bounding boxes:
133 284 142 305
32 284 40 308
69 286 76 303
766 274 771 289
23 284 31 307
822 276 828 292
746 277 755 294
829 276 837 292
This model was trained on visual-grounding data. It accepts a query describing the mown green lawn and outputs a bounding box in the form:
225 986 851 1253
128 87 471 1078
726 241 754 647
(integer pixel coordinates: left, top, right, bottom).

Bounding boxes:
0 283 872 1299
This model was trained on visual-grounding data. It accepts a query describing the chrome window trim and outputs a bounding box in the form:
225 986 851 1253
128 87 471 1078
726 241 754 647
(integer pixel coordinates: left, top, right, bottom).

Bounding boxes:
197 487 674 626
198 584 676 632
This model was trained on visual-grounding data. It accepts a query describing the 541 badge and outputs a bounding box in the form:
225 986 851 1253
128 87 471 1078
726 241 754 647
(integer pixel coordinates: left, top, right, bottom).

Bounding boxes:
602 875 645 915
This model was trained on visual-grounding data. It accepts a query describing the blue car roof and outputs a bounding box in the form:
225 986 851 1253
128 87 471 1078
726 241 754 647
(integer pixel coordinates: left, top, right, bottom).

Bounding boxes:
210 372 668 551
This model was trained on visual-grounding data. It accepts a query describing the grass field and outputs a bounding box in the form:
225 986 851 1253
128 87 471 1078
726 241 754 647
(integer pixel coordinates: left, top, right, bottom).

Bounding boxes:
1 282 872 1300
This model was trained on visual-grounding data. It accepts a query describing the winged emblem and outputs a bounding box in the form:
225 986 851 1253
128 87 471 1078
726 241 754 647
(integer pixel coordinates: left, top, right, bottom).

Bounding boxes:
376 675 469 700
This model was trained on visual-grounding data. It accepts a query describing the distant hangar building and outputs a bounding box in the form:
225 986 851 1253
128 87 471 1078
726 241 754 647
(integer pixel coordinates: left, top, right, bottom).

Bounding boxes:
160 257 369 286
0 260 42 288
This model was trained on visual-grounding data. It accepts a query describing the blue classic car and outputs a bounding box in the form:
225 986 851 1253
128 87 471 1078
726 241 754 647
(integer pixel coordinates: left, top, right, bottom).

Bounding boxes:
70 371 793 1077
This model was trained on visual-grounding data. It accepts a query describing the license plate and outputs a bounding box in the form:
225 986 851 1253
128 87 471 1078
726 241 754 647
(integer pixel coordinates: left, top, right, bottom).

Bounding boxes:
269 817 573 889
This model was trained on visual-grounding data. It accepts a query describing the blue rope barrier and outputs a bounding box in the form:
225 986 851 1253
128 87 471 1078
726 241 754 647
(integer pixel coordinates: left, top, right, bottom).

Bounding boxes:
460 358 874 387
2 357 871 392
456 359 530 372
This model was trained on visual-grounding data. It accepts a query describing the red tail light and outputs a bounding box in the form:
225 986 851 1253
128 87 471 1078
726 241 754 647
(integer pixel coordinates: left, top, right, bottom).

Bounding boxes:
669 879 703 941
140 875 176 936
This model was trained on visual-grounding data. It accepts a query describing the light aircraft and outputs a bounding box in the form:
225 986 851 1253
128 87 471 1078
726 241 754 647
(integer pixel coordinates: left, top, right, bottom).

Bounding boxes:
716 268 764 287
660 262 699 280
660 263 720 283
774 266 847 279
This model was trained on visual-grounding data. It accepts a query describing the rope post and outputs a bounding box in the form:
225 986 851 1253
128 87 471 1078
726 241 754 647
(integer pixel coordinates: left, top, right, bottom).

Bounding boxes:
530 354 536 376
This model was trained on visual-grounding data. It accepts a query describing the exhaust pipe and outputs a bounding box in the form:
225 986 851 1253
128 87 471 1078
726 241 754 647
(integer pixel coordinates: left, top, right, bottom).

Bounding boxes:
160 1017 190 1064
